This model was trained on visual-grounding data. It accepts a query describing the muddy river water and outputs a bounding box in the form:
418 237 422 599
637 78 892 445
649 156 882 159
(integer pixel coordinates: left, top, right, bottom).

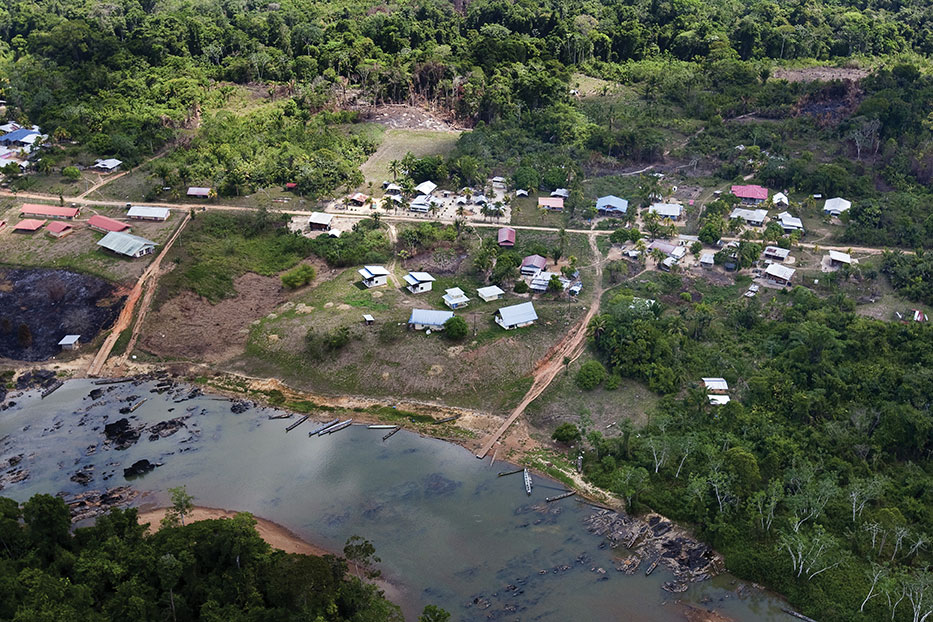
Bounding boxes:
0 379 790 621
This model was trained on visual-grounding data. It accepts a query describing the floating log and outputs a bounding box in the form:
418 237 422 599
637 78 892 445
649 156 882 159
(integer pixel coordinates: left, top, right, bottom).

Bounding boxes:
322 419 352 435
433 415 460 425
645 558 661 576
781 609 819 622
127 398 147 413
41 381 64 398
308 418 340 437
382 426 401 441
497 468 523 477
285 414 310 432
367 424 399 429
545 491 576 503
93 378 134 385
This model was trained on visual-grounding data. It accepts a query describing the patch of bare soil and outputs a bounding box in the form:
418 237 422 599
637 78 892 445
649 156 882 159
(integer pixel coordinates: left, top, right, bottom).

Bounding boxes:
359 104 462 131
141 273 287 363
793 79 863 126
772 66 869 83
401 248 469 274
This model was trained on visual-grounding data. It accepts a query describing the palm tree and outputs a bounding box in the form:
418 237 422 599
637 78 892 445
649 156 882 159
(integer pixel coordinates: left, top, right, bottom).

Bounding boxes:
388 160 400 180
650 248 666 265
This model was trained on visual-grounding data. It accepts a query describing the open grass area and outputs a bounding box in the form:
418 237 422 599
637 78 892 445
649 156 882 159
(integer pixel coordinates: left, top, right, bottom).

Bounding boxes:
507 196 569 228
359 127 461 191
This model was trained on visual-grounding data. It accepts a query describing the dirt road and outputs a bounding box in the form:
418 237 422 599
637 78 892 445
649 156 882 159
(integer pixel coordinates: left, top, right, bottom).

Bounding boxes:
475 232 605 458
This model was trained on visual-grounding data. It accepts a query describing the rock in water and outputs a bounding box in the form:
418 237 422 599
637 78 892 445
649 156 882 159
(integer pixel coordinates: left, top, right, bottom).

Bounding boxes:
123 459 158 479
230 400 250 414
103 418 141 450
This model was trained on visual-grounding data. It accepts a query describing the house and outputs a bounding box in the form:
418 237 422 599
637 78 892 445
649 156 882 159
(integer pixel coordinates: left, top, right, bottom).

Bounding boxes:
763 246 790 262
349 193 369 206
823 197 851 217
776 211 804 233
409 195 431 213
648 203 683 221
442 287 470 309
515 189 529 197
764 263 795 286
0 128 41 147
708 395 731 405
403 271 435 294
521 254 548 276
471 194 487 205
13 219 45 232
97 231 156 258
551 188 570 199
730 207 768 227
127 206 170 221
385 194 403 205
700 252 715 268
648 241 685 259
20 204 79 220
477 285 505 302
414 180 437 195
731 184 768 204
495 301 538 330
772 192 789 207
498 227 516 247
530 271 564 292
358 265 390 288
92 158 122 172
828 250 853 267
58 335 81 351
408 308 454 331
384 183 402 195
596 195 628 216
491 176 506 186
308 212 334 231
187 187 212 198
538 196 564 211
46 221 73 238
702 377 729 394
88 214 130 233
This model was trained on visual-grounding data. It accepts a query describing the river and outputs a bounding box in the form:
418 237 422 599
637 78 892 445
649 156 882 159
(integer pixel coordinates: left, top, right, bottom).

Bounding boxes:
0 379 789 621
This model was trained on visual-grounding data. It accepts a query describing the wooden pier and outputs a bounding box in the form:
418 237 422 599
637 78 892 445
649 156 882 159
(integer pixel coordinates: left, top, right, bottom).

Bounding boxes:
308 418 339 437
382 426 401 441
367 424 398 429
545 491 576 503
41 381 64 398
284 415 310 432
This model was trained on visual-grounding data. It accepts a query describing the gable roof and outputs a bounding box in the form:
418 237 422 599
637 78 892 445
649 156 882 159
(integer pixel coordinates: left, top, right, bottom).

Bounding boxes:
777 212 804 230
414 180 437 195
648 203 682 218
828 250 852 264
408 308 454 327
127 206 170 219
88 214 130 232
730 207 768 222
765 263 796 281
538 196 564 209
20 204 79 218
308 212 334 226
772 192 789 205
0 128 39 143
521 254 548 270
187 187 211 197
403 271 435 285
596 195 628 212
498 227 516 244
763 246 790 259
823 197 851 214
550 188 570 198
46 221 73 234
702 377 729 392
94 158 122 169
497 301 538 326
358 265 390 279
477 285 505 298
97 231 156 256
731 184 768 201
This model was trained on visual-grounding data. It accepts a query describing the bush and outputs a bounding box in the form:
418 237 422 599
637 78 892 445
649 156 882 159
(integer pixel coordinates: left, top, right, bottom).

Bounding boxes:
576 360 606 390
552 422 582 444
61 166 80 180
443 316 468 340
605 373 621 390
281 264 316 289
306 326 353 356
514 280 529 293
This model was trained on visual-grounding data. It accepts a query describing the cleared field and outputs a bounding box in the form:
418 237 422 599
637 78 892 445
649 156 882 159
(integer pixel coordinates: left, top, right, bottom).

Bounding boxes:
508 196 568 228
359 128 461 190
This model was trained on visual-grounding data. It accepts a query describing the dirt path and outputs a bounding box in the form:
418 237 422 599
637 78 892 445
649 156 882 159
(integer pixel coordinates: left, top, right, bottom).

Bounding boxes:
86 213 191 376
77 149 167 200
475 232 606 458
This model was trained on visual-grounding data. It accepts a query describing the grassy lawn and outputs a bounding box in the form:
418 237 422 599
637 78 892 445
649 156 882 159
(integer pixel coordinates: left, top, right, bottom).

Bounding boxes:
508 196 569 228
359 127 461 191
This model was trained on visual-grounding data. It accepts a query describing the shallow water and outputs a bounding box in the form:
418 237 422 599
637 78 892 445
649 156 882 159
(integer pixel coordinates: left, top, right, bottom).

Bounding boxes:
0 379 788 621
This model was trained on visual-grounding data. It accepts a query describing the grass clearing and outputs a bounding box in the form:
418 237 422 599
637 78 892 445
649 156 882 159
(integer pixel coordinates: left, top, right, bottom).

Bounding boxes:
508 196 568 228
359 128 461 190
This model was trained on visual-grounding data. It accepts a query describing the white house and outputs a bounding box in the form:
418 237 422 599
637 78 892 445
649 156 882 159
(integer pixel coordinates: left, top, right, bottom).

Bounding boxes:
763 246 790 262
772 192 789 207
708 395 731 405
58 335 81 351
765 263 796 286
648 203 683 221
442 287 470 309
385 183 402 195
702 377 729 394
477 285 505 302
550 188 570 198
530 271 566 292
127 206 170 221
828 250 854 267
495 302 538 330
308 212 334 230
700 252 715 268
408 309 454 331
730 208 768 227
403 271 435 293
414 180 437 195
93 158 122 172
823 197 851 217
776 212 804 233
97 232 156 258
409 195 431 213
358 265 390 288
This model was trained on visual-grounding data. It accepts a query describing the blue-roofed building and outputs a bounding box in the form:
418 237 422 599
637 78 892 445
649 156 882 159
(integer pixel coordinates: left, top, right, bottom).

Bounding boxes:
596 195 628 215
403 271 435 294
358 265 390 288
0 128 40 146
408 309 454 331
495 302 538 330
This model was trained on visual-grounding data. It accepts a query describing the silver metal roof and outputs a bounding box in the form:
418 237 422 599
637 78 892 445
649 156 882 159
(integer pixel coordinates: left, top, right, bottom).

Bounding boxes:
408 309 454 326
496 302 538 326
127 205 170 219
96 231 156 256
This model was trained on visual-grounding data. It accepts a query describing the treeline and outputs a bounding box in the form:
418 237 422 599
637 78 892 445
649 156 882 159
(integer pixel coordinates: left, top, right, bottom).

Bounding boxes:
576 287 933 621
0 494 401 621
881 251 933 306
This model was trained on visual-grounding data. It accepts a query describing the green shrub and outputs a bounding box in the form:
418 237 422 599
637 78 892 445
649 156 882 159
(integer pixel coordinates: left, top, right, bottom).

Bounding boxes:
605 373 621 390
576 360 606 390
281 264 316 289
552 422 582 444
444 316 468 340
61 166 80 180
514 280 529 293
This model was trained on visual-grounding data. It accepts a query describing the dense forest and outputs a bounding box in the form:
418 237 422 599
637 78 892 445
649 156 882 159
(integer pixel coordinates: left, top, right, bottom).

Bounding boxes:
0 494 402 621
571 284 933 622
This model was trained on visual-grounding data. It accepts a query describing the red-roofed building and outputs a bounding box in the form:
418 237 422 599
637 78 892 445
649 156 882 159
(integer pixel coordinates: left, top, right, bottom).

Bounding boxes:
46 221 74 238
498 227 516 247
20 204 80 219
538 196 564 211
730 185 768 204
14 219 46 232
349 192 370 206
88 214 131 233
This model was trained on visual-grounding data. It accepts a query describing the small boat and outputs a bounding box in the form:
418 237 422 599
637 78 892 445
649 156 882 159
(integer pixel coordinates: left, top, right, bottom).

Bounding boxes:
382 426 401 441
367 424 399 429
523 468 533 495
617 555 641 574
645 558 661 576
662 581 688 593
322 419 353 435
308 418 340 437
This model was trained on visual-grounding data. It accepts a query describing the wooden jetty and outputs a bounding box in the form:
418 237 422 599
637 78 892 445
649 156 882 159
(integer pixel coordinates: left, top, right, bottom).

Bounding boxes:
545 490 576 503
382 426 401 441
284 414 310 433
41 381 64 398
645 558 661 576
433 415 460 425
523 468 533 495
322 419 353 435
127 398 147 413
308 418 340 437
367 424 398 429
781 609 818 622
497 468 523 477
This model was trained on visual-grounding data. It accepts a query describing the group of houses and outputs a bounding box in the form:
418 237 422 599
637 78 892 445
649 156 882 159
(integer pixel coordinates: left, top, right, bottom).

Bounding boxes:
11 203 167 259
0 124 46 169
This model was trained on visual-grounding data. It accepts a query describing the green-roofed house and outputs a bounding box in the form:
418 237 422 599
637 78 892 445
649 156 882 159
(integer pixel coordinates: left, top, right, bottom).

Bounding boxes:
97 231 157 258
